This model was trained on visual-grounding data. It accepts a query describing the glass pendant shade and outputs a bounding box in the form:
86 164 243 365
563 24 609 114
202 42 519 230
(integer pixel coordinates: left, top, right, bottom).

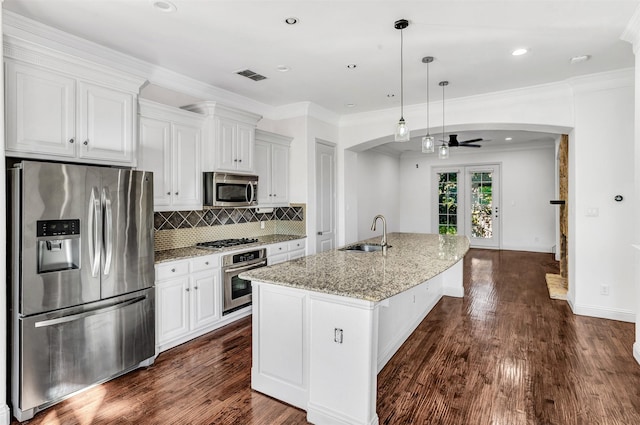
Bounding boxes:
422 135 435 153
439 143 449 159
395 118 410 142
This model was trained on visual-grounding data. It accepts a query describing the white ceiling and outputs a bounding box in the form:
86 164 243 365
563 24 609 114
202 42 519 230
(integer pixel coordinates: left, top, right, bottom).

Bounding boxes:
3 0 638 115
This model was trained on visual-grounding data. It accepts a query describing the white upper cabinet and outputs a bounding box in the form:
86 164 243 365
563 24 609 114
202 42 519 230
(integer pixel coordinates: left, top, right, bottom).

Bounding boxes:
255 129 292 207
138 99 204 211
4 40 144 166
182 101 261 174
76 81 134 163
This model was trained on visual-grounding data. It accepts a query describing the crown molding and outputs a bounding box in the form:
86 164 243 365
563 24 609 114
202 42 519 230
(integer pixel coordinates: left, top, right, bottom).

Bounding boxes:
268 101 340 126
3 10 274 117
567 67 634 93
621 4 640 52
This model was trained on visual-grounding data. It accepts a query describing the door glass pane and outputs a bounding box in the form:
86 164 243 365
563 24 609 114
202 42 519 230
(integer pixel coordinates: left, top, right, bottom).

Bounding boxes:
438 172 458 235
470 172 493 238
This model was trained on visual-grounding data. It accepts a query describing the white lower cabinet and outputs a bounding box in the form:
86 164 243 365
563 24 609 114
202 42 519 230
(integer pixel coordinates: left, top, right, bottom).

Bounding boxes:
155 254 222 352
267 238 306 265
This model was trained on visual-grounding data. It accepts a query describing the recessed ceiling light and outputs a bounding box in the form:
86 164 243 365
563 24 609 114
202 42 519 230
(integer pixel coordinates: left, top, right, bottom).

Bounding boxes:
276 65 290 72
285 17 298 25
387 94 395 98
570 55 591 64
512 48 528 56
346 103 356 108
347 64 357 69
505 137 513 141
151 0 177 13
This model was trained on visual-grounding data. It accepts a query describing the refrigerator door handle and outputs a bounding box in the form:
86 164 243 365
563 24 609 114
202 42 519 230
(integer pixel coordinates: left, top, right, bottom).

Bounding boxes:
88 187 101 277
103 187 113 276
34 295 147 328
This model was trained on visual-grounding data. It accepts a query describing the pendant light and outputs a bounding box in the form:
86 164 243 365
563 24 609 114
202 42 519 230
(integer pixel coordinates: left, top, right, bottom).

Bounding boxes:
394 19 410 142
421 56 435 153
438 80 450 159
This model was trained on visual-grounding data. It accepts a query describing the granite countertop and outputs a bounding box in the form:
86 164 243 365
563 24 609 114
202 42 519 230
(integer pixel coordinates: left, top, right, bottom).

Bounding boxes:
239 232 469 302
154 234 306 263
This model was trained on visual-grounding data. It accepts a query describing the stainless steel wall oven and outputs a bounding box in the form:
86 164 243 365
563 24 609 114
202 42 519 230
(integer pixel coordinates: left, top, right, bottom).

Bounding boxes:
222 248 266 314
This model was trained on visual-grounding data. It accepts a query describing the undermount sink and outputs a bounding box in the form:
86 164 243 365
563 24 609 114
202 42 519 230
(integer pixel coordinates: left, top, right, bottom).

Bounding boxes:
339 243 390 252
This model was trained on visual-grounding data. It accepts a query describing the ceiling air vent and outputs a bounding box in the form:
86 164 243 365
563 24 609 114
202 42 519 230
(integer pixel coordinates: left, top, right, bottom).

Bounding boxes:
236 69 267 81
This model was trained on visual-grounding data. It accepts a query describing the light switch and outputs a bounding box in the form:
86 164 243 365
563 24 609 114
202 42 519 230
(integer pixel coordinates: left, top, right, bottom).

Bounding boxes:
334 328 343 344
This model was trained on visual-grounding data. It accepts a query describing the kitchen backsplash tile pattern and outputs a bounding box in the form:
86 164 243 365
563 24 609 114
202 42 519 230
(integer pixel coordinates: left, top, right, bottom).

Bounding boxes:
154 205 303 231
154 204 306 251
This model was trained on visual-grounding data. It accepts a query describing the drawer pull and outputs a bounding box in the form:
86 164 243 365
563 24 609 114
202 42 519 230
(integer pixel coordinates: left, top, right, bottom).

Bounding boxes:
186 287 190 292
171 268 176 273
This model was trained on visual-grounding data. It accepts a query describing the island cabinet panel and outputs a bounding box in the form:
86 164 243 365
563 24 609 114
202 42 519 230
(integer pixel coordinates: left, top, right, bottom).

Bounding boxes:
252 284 308 409
306 296 378 425
377 275 443 372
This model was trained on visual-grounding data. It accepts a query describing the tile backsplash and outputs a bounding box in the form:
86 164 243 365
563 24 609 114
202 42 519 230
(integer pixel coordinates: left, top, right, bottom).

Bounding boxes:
154 204 306 251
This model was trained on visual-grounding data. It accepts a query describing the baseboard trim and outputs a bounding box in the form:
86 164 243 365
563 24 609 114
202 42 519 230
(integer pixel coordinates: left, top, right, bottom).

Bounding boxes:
633 342 640 366
500 244 554 253
0 404 11 425
307 401 379 425
570 303 635 323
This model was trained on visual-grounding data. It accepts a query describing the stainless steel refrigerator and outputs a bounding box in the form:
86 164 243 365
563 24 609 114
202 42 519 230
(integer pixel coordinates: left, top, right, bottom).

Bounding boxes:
9 160 156 421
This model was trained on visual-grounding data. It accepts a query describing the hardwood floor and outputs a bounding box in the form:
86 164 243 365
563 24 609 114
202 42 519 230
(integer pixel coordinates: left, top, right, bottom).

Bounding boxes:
13 249 640 424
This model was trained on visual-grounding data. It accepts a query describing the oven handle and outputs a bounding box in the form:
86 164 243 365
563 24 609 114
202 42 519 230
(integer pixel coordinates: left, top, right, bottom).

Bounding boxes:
224 259 267 274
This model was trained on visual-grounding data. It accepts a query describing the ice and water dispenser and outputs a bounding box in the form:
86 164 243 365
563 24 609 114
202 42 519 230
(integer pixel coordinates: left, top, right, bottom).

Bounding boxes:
36 219 80 273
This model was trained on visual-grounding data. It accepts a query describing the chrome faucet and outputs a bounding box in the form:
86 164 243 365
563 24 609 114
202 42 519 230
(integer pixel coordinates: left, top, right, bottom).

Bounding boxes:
371 214 388 254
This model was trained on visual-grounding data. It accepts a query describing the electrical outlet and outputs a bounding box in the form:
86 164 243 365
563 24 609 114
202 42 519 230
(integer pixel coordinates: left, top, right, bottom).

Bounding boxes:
600 285 610 296
260 221 265 229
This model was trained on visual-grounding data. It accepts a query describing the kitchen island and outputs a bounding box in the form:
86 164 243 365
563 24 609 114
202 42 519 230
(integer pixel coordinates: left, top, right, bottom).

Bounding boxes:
240 232 469 425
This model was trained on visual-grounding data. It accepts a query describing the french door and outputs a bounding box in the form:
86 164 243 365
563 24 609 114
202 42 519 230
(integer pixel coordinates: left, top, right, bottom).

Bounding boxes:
433 165 501 248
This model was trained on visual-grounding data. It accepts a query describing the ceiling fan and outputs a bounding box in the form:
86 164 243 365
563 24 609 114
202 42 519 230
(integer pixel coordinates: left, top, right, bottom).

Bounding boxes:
446 134 485 148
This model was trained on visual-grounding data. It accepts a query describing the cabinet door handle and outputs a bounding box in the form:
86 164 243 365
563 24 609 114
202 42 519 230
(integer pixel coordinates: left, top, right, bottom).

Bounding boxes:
238 159 242 163
69 138 75 144
167 192 171 195
83 140 89 145
234 159 238 162
171 268 176 273
194 286 198 290
175 192 179 195
205 261 209 265
186 287 190 292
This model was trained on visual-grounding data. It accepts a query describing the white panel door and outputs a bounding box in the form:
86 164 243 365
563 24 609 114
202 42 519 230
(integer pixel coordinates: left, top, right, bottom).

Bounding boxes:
215 117 238 171
236 123 255 172
254 140 271 204
77 81 134 164
315 141 336 253
172 123 202 209
271 143 290 204
6 61 76 157
190 271 220 331
156 277 190 344
138 117 172 208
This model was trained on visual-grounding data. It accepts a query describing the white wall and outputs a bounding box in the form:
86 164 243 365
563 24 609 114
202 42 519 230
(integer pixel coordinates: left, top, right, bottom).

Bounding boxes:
355 150 401 241
568 75 635 321
398 146 556 252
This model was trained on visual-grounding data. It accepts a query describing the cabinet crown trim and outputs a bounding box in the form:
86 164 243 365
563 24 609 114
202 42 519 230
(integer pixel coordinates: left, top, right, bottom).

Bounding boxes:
139 98 205 125
4 36 146 92
255 129 293 146
182 101 262 125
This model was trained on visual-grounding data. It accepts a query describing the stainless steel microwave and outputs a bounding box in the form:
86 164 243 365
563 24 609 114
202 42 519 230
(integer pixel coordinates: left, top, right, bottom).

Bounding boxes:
203 172 258 207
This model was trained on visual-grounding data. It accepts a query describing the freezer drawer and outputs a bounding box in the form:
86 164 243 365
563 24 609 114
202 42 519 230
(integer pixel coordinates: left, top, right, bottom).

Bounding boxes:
12 289 155 421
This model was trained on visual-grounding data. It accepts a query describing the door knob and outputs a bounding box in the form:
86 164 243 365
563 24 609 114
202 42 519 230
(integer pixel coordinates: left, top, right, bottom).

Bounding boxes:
69 138 75 144
317 231 323 236
83 140 89 145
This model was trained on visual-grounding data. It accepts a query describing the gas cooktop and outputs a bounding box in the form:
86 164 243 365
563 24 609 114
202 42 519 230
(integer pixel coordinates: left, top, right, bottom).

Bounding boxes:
196 238 259 249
